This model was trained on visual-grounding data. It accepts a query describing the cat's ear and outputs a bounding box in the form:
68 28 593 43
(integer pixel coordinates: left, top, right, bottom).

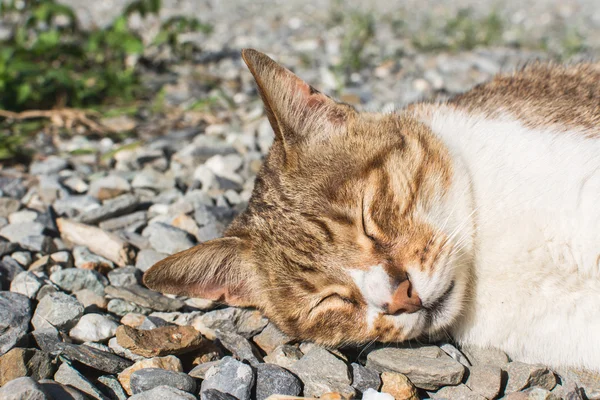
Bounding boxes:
142 237 257 307
241 49 354 145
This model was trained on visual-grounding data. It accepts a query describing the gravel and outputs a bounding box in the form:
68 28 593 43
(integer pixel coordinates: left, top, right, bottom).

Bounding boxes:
1 1 598 398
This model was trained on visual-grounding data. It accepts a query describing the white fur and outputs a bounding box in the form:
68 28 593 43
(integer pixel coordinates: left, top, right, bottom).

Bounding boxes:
421 106 600 371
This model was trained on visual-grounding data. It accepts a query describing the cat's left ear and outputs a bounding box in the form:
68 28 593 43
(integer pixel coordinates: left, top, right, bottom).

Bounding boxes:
242 49 355 146
142 237 259 307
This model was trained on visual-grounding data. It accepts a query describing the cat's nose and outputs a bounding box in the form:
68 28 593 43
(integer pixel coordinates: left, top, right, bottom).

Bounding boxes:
384 279 422 315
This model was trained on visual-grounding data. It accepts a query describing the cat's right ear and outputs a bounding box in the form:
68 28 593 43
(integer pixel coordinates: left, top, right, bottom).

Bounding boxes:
142 237 258 308
241 49 354 147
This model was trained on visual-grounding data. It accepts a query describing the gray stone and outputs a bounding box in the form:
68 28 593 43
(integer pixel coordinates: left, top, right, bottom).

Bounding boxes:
465 365 503 399
366 346 465 391
31 327 63 354
40 379 89 400
88 175 131 200
505 362 557 393
142 223 195 255
129 385 196 400
215 330 263 366
100 211 148 232
255 363 302 400
74 288 107 310
108 337 146 361
0 376 51 400
107 298 152 316
555 368 600 399
11 251 32 267
440 342 472 367
0 348 55 385
0 221 45 243
73 246 115 272
130 368 197 394
30 156 69 175
69 313 120 343
201 356 255 400
135 249 168 272
105 285 184 312
54 361 109 400
0 255 24 289
62 175 89 194
50 268 107 295
0 292 32 356
8 209 38 224
54 195 100 216
202 389 238 400
36 284 59 300
0 197 20 218
504 387 562 399
108 266 143 286
32 292 84 331
57 342 133 375
19 234 56 253
461 344 510 368
290 346 355 398
200 307 268 339
97 375 129 400
551 380 585 400
352 363 382 394
263 344 303 369
0 177 26 199
189 360 222 379
0 240 19 257
78 194 139 225
131 168 175 191
10 271 45 298
429 383 485 399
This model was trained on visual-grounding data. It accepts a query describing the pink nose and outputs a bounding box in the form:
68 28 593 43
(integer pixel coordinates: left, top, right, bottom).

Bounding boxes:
385 279 422 315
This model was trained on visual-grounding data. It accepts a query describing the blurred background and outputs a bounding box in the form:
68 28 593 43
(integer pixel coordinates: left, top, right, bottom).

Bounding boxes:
0 0 599 204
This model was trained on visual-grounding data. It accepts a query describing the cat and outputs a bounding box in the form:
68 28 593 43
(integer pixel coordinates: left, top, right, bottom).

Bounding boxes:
144 49 600 372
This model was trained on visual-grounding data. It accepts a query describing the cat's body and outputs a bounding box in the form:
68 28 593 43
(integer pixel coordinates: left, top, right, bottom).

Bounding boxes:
144 52 600 372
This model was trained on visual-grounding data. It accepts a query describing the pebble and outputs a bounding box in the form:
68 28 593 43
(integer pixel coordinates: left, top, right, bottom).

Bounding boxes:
351 363 382 395
97 375 129 400
108 266 143 286
108 337 146 361
366 347 465 390
363 388 395 400
202 389 239 400
505 362 557 393
88 175 132 200
290 346 355 398
8 209 38 224
69 313 119 342
199 307 268 339
100 210 148 231
77 193 139 224
50 268 107 295
0 197 20 218
74 288 108 310
0 348 55 385
461 345 510 368
54 361 110 400
30 156 69 175
40 379 90 400
130 368 197 394
57 342 134 374
116 324 206 357
129 385 197 400
108 298 152 316
0 292 32 355
11 251 32 267
142 222 196 254
215 330 263 366
440 342 472 367
263 344 304 369
380 371 419 400
0 221 45 244
255 363 303 400
73 246 115 273
0 376 51 400
105 284 184 311
118 355 183 395
429 383 486 399
201 356 255 400
504 387 562 400
32 292 84 331
10 271 45 298
135 248 168 272
465 365 503 399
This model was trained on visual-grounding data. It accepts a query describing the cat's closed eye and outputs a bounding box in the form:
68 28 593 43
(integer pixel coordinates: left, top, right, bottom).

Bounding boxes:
311 292 356 313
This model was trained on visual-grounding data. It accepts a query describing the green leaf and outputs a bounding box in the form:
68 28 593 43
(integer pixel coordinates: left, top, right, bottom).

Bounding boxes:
16 83 32 103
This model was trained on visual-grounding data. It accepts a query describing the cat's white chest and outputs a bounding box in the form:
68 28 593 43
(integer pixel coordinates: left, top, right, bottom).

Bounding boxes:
424 108 600 371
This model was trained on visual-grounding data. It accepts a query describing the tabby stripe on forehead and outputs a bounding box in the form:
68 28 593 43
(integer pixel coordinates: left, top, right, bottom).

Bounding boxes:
301 213 335 243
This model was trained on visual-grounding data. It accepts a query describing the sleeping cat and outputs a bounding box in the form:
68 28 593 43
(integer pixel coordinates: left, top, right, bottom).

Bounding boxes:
144 49 600 372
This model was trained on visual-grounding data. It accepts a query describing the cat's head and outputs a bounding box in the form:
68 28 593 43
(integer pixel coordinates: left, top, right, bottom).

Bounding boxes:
143 49 475 346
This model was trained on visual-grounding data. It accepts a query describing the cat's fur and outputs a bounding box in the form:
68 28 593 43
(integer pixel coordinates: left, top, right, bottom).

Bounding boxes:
144 50 600 372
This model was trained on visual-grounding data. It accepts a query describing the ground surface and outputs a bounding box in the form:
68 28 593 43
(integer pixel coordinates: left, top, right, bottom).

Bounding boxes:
0 1 599 399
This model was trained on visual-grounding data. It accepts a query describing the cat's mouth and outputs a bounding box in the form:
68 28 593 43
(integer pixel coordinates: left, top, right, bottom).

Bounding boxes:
423 280 455 318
